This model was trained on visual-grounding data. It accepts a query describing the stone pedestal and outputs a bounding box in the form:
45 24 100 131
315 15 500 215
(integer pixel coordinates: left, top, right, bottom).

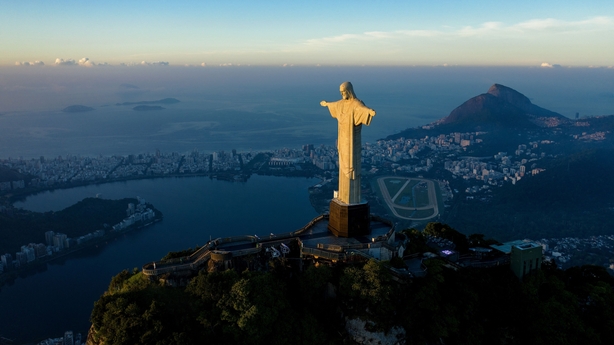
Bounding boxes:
328 199 370 237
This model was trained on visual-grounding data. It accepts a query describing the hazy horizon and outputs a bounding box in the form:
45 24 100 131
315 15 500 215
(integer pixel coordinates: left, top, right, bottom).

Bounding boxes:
1 66 612 159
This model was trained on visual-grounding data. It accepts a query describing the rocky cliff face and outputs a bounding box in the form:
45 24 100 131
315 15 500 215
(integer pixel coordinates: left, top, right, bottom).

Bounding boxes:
85 325 100 345
345 317 406 345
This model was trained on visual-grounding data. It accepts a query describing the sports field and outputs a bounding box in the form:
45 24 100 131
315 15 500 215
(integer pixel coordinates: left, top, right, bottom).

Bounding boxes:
377 177 440 221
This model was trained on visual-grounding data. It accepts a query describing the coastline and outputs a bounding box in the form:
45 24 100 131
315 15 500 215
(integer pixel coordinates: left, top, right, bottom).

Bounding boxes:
1 168 318 289
0 212 162 289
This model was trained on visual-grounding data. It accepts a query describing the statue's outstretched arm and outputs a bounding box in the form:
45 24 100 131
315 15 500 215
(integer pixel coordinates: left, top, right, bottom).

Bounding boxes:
320 100 328 107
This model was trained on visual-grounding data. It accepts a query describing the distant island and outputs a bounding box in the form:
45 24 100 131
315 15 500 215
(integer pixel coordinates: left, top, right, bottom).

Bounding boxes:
61 105 94 113
116 98 180 106
133 105 165 111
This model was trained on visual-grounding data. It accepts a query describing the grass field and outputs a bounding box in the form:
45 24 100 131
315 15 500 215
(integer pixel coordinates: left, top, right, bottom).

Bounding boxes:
392 181 429 208
384 178 405 198
395 208 434 218
377 176 441 221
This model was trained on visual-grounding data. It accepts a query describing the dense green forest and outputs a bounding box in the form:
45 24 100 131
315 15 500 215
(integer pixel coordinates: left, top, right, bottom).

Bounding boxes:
0 197 140 255
446 148 614 242
90 252 614 345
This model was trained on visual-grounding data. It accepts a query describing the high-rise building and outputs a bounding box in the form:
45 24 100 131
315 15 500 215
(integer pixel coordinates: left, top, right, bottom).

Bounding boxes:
1 253 12 270
35 243 47 258
45 231 55 246
16 252 27 265
21 246 35 262
126 203 135 217
492 240 543 279
53 233 67 250
64 331 74 345
510 242 543 279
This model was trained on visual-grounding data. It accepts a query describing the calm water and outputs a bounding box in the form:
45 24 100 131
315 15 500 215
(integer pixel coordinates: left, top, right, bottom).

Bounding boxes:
1 66 613 159
1 175 317 343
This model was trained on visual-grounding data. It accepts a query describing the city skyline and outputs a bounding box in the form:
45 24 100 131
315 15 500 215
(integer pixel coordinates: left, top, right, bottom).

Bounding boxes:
2 0 614 67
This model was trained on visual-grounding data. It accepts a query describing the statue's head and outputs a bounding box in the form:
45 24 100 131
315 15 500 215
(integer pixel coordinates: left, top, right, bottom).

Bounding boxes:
340 82 356 100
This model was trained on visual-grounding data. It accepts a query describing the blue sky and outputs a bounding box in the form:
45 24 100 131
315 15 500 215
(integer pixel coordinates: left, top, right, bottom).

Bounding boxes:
2 0 614 67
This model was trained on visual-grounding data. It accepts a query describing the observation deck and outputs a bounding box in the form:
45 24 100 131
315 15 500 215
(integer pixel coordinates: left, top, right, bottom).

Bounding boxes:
142 214 398 277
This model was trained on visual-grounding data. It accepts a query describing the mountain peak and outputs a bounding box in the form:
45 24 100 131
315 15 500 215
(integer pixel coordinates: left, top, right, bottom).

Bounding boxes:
487 84 532 109
439 84 567 129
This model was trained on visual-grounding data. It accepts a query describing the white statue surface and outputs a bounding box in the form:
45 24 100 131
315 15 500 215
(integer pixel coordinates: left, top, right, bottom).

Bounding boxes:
320 82 376 204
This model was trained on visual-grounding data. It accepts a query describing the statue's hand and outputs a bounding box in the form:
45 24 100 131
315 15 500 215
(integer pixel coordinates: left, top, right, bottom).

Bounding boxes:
369 109 376 116
320 100 328 107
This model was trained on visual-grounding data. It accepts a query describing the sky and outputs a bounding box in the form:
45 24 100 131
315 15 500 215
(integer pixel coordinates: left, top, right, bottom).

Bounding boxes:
2 0 614 67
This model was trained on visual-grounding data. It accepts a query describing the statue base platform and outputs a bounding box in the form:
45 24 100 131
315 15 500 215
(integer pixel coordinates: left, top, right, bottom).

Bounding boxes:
328 199 370 238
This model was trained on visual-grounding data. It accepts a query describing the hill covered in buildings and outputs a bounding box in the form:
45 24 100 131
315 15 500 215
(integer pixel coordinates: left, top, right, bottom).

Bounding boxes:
444 148 614 241
380 84 614 242
387 83 613 154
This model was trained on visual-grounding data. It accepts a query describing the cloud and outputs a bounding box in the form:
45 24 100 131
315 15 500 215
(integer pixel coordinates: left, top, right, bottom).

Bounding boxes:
55 58 77 66
139 61 169 66
513 16 613 32
540 62 562 68
457 22 504 37
514 18 561 31
301 16 614 47
78 57 95 67
15 61 45 66
54 57 109 67
116 61 169 66
305 33 360 45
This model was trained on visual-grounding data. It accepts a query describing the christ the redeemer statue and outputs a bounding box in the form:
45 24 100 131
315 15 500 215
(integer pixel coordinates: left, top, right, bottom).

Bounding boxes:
320 82 376 205
320 82 375 237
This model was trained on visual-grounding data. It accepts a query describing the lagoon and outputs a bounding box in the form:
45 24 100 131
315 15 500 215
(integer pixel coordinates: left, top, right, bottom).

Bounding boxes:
1 175 317 343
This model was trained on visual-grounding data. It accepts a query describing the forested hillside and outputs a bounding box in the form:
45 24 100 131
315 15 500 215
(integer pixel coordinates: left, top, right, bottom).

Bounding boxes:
89 251 614 345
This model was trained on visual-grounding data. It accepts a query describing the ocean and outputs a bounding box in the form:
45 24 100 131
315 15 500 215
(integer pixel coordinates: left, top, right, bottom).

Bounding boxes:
1 66 612 159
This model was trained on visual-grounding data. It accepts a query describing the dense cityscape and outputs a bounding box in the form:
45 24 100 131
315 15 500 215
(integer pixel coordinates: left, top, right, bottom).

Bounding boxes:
2 129 612 279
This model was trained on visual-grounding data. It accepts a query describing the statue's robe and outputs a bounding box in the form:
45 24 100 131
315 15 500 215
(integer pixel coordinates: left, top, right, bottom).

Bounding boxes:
324 98 375 204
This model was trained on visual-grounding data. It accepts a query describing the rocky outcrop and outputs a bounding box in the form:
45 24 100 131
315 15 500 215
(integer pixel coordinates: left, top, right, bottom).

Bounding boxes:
345 318 406 345
85 325 100 345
